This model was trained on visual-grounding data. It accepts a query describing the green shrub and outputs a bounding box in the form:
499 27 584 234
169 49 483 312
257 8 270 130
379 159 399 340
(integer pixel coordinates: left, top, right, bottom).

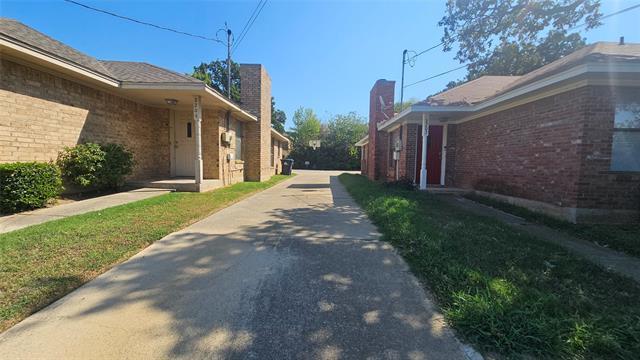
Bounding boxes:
57 143 105 187
0 162 63 213
97 143 135 189
57 143 135 190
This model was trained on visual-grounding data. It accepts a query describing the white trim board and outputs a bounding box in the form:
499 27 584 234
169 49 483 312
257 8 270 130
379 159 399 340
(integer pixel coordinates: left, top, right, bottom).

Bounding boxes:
378 62 640 131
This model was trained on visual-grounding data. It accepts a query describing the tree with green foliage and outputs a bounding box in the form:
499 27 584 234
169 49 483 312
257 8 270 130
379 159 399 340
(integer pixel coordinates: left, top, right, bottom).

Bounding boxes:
288 107 321 149
271 97 287 133
439 0 602 81
191 60 241 102
288 111 368 170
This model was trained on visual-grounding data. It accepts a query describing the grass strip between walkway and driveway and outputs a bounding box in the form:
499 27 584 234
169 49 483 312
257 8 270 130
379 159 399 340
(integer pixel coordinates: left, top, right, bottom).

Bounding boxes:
465 193 640 258
0 174 293 332
339 174 640 360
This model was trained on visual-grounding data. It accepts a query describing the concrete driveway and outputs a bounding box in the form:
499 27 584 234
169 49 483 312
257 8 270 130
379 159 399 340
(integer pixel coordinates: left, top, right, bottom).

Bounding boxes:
0 170 470 359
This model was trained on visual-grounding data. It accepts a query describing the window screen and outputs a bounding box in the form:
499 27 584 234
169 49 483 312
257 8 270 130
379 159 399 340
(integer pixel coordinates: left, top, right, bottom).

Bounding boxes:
611 99 640 171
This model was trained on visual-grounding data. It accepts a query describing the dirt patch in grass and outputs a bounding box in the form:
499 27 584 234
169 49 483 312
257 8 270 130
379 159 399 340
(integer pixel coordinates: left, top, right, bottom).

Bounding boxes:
0 175 293 332
340 174 640 359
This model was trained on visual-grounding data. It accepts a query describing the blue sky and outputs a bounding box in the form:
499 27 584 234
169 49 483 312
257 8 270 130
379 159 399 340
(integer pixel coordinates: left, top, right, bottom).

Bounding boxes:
3 0 639 130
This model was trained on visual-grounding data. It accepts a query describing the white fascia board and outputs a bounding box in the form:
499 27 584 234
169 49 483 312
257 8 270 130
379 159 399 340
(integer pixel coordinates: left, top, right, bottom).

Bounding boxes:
120 82 257 122
354 135 369 147
0 37 119 87
271 128 290 144
120 82 203 90
378 62 640 131
203 86 257 122
377 105 471 131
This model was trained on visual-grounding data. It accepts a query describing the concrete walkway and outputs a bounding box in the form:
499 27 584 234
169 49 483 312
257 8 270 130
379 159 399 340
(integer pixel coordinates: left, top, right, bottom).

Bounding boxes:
0 170 474 359
0 188 172 234
440 195 640 283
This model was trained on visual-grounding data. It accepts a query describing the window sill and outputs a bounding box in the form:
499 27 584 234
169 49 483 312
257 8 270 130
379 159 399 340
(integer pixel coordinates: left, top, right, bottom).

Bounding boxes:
235 160 244 165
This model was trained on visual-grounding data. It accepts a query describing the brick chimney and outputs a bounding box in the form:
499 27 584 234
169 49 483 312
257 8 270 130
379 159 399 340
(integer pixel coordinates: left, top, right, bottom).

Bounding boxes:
240 64 272 181
367 79 395 180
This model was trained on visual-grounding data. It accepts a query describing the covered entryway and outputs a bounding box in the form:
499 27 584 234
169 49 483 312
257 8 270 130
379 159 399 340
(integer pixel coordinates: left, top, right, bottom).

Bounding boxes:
415 125 443 185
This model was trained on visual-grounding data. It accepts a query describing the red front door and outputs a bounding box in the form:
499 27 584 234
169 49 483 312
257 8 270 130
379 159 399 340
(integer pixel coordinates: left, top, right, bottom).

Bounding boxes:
415 125 443 185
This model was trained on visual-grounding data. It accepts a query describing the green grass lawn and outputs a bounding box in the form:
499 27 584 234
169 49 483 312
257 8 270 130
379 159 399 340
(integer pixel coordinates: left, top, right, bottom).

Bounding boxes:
339 173 640 360
0 174 292 332
465 193 640 258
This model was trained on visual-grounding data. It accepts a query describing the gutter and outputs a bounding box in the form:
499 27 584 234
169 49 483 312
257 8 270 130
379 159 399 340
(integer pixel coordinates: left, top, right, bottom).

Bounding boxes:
0 35 120 87
378 62 640 131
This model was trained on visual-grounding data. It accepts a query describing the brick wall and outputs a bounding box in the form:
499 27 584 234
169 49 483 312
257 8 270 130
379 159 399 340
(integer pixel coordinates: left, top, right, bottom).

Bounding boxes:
449 88 586 207
0 58 170 180
367 79 395 181
217 113 245 185
404 123 419 183
447 85 639 221
574 86 640 215
240 64 273 181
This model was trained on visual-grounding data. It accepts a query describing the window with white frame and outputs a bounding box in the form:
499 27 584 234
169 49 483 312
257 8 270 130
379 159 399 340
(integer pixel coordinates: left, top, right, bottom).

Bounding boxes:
611 97 640 172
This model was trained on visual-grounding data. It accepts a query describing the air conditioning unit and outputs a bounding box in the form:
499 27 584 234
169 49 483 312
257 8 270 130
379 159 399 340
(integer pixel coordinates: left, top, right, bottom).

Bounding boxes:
221 132 233 144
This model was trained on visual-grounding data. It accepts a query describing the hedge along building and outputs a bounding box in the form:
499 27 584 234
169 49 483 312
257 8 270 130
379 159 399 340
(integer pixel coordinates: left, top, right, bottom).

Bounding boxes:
357 42 640 223
0 18 289 192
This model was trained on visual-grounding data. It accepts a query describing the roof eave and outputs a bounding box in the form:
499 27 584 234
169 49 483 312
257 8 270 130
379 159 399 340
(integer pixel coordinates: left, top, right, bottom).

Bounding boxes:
0 35 119 87
354 135 369 147
377 104 472 131
378 61 640 132
270 128 290 144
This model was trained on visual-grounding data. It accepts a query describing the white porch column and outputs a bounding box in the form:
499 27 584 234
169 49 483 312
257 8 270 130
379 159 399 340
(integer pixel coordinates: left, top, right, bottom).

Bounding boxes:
193 95 203 185
419 113 429 190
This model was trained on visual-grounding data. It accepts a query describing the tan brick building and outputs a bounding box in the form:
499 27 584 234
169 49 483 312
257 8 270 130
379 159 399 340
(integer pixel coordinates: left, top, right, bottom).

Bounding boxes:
357 42 640 223
0 18 289 191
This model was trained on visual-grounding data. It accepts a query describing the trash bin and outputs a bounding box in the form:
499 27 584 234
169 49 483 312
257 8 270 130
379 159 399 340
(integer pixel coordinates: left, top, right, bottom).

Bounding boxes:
281 158 294 175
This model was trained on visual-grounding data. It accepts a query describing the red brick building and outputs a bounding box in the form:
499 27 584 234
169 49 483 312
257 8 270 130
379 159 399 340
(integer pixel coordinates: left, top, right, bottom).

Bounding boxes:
357 42 640 223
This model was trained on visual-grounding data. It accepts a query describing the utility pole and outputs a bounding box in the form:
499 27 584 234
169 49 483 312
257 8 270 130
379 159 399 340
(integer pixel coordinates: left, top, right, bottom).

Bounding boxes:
400 49 407 110
226 25 233 99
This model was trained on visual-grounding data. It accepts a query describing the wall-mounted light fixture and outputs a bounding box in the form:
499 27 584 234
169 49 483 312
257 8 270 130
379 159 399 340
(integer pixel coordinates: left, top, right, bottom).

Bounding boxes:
165 98 179 106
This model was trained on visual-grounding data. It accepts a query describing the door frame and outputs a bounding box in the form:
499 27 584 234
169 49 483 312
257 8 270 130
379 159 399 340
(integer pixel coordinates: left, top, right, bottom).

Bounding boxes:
170 110 197 178
414 123 447 186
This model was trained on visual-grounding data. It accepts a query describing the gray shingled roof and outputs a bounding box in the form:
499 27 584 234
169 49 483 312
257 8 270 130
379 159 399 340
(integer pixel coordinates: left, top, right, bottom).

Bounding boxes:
420 76 520 106
0 17 113 78
421 42 640 108
100 61 201 84
496 42 640 96
0 17 203 85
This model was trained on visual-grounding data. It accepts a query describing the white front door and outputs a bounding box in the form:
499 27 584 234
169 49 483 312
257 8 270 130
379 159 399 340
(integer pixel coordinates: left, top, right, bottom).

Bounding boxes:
174 113 196 177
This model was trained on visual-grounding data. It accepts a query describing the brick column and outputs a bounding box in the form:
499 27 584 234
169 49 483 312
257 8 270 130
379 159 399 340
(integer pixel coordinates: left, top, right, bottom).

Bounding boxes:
367 79 395 181
240 64 272 181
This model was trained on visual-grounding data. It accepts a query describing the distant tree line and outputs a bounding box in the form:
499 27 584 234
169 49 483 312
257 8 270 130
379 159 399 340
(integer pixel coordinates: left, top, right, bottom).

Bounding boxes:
287 108 368 170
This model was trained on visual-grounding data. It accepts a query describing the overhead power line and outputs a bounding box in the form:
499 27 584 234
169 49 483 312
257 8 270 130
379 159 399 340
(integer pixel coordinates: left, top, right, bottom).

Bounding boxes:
403 3 640 90
406 2 640 64
233 0 268 54
64 0 223 43
234 0 264 48
403 65 468 88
